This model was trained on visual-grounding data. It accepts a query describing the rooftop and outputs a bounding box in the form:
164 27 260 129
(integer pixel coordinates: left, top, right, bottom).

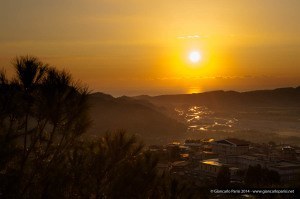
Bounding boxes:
172 161 189 167
238 155 258 160
201 158 223 167
214 138 249 146
271 161 300 169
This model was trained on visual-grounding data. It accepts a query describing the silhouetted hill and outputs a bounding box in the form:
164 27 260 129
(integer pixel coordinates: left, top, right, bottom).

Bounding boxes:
135 87 300 110
87 87 300 144
88 92 186 144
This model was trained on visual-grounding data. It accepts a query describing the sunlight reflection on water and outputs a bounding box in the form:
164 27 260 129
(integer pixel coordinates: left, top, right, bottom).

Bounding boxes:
175 106 238 133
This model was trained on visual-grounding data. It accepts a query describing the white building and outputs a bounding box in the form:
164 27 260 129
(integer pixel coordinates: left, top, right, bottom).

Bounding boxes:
199 158 239 177
269 161 300 182
212 138 250 156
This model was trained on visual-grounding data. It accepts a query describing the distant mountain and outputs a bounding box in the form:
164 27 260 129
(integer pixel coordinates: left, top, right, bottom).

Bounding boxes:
87 87 300 144
87 92 187 144
135 87 300 110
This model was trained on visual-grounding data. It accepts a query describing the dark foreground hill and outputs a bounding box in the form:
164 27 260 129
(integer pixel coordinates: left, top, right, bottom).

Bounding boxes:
135 87 300 110
88 92 186 144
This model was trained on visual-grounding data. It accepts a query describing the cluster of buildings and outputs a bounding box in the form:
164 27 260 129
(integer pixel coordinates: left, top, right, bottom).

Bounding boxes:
150 138 300 183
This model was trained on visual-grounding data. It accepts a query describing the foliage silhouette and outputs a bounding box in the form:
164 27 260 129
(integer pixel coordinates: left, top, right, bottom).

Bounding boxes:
0 56 194 199
245 164 280 187
216 166 230 188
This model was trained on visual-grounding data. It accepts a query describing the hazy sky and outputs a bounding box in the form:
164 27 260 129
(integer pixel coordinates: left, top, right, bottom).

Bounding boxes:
1 0 300 96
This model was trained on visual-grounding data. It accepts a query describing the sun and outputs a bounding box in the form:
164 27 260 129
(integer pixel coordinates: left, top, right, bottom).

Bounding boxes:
188 51 202 63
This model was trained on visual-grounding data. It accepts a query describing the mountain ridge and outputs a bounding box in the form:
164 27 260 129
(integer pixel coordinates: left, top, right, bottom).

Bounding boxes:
133 86 300 109
87 92 187 144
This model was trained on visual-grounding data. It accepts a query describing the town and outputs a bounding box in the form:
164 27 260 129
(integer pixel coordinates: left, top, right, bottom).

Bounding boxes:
149 138 300 189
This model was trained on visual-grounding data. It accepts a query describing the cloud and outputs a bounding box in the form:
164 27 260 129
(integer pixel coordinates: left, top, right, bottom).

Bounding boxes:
177 35 208 39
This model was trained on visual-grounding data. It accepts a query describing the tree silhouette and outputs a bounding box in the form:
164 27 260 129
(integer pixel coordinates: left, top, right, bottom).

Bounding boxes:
0 56 90 198
13 56 47 156
216 166 230 188
245 165 280 187
0 56 195 199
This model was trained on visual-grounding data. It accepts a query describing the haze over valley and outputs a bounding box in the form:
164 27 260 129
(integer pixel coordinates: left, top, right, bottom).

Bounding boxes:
1 0 300 197
88 87 300 145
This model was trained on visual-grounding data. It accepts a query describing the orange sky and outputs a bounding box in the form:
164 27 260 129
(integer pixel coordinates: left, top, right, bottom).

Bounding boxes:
1 0 300 96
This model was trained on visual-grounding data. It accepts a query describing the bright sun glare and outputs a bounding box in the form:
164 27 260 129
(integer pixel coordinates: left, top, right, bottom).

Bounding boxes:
189 51 202 63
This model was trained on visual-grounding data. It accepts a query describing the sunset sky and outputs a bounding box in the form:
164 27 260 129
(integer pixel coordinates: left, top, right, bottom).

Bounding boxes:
1 0 300 96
